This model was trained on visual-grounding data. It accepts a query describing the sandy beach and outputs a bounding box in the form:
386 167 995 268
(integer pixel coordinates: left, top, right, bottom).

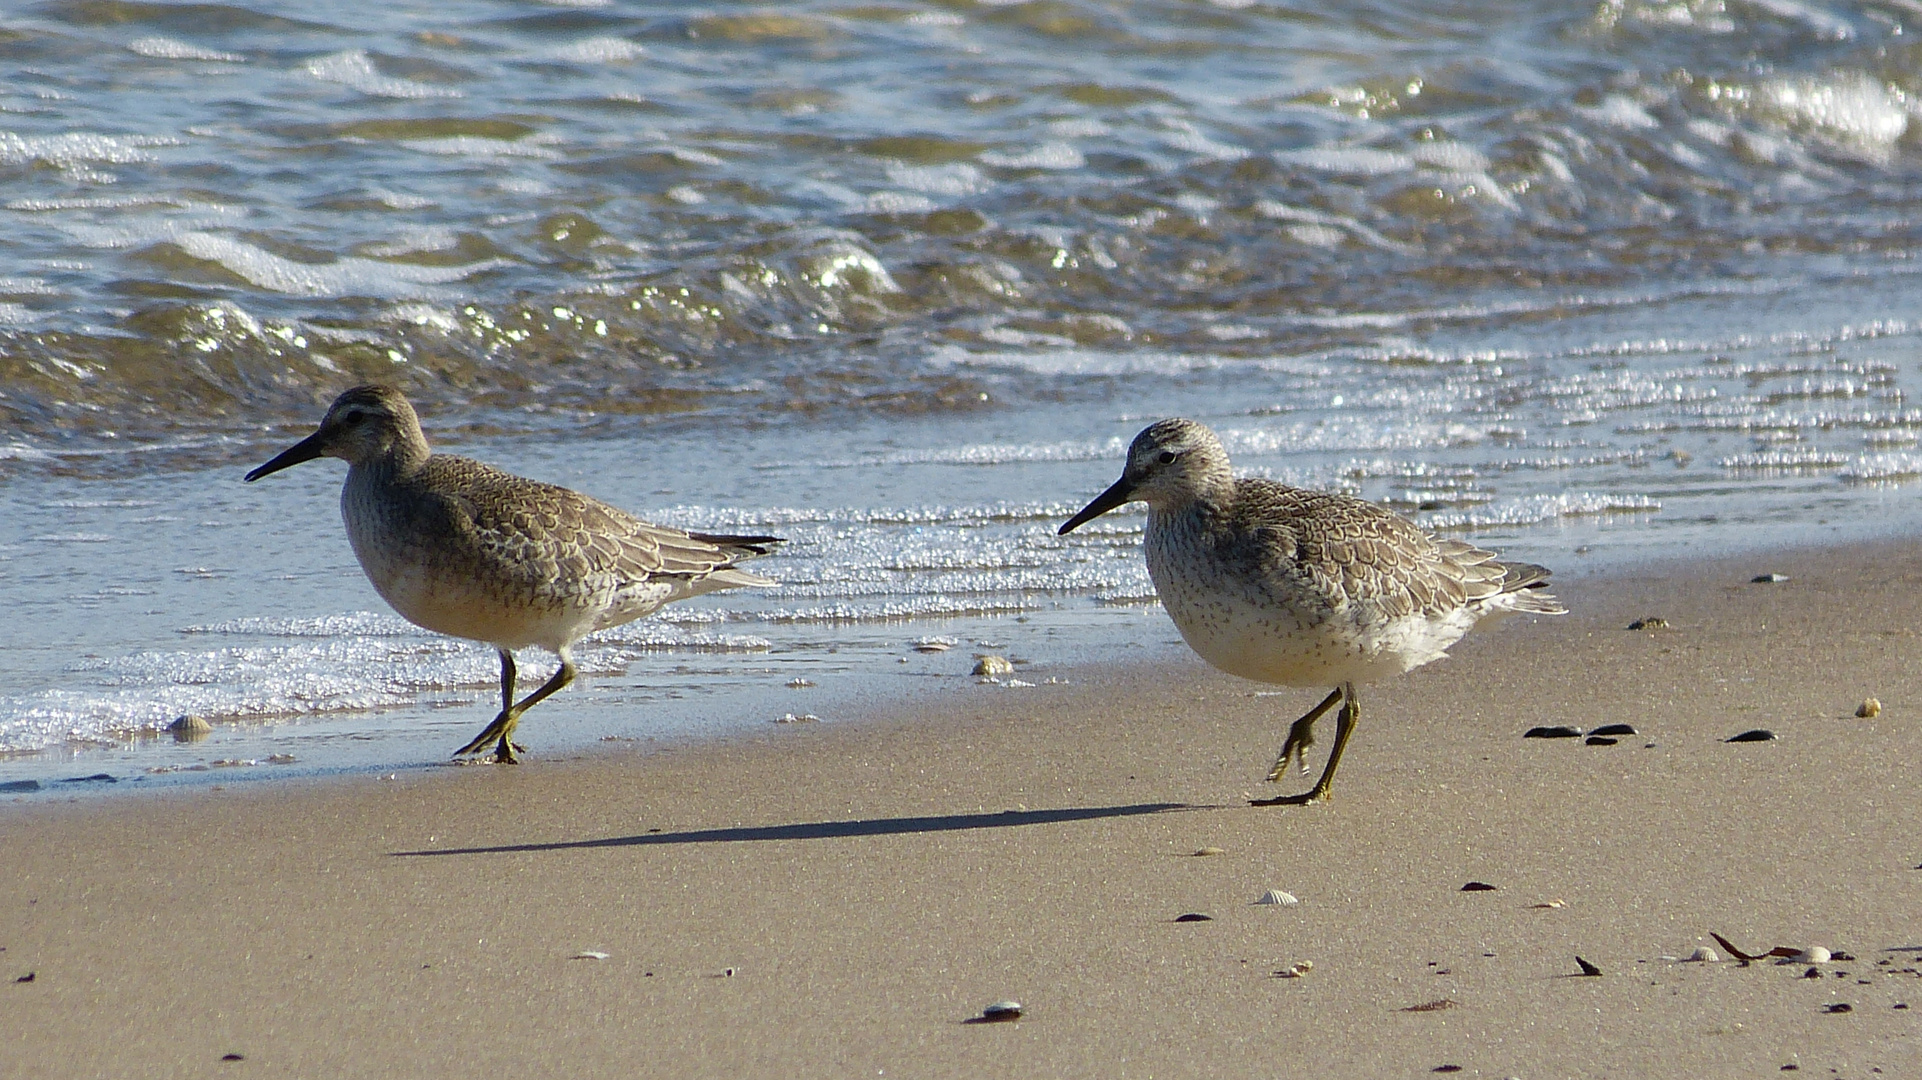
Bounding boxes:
4 540 1920 1079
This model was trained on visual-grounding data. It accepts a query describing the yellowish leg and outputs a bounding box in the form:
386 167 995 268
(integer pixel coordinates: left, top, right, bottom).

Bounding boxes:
454 649 577 764
1264 686 1344 782
1251 682 1358 807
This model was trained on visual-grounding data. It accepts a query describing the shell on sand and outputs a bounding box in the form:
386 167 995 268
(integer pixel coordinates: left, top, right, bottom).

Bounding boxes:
1255 890 1299 906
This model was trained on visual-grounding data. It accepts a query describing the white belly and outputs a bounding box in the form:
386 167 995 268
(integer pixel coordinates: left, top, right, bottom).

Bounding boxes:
1145 513 1474 688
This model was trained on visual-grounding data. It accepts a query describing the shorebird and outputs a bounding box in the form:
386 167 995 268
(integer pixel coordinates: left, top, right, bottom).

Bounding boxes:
245 385 781 763
1059 418 1564 805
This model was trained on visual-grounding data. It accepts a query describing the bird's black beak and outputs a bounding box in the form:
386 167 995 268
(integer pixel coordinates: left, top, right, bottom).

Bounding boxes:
245 428 329 482
1058 474 1137 535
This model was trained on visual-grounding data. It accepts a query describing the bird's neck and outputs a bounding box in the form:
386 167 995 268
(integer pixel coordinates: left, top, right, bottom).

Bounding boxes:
359 439 432 483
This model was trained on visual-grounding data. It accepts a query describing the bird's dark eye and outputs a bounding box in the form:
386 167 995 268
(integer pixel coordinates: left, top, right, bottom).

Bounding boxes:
1157 450 1178 465
343 409 365 424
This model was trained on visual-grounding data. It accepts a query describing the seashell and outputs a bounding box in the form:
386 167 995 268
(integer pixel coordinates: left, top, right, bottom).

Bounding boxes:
980 1000 1022 1022
1173 913 1213 923
1590 723 1637 736
913 637 956 653
1823 1003 1852 1013
972 655 1015 677
1524 725 1582 739
1274 960 1313 978
169 714 212 742
785 678 815 688
1794 947 1832 964
1575 956 1602 976
1254 890 1298 906
1726 729 1776 743
1684 946 1720 963
1529 898 1566 909
1751 572 1789 583
1627 617 1668 630
772 713 820 724
1460 881 1497 892
571 951 609 961
1856 698 1881 718
1191 846 1225 856
1584 736 1619 746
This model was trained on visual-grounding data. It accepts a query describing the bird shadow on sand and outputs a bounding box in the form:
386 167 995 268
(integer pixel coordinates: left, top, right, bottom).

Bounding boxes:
391 801 1199 858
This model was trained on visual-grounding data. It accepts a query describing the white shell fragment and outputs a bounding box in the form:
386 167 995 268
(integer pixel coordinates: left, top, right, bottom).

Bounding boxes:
1790 947 1831 964
1684 947 1720 963
570 951 609 961
1191 846 1225 857
972 655 1015 677
1275 960 1314 978
1255 890 1299 906
785 678 815 688
773 713 820 724
913 637 957 652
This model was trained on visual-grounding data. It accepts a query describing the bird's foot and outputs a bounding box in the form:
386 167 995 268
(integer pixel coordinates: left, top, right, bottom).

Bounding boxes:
454 712 514 758
1265 720 1318 782
1249 786 1331 808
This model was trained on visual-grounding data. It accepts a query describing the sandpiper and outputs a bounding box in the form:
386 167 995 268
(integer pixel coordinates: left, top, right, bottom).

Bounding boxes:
1059 418 1564 804
245 385 781 763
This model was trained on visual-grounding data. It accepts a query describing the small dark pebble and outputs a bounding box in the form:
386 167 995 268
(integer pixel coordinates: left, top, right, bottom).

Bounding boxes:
1824 1003 1852 1014
1590 723 1637 736
1726 729 1776 743
1524 725 1582 739
1627 617 1668 630
1804 968 1823 979
1782 1066 1799 1072
1576 956 1603 976
221 1054 244 1062
1174 913 1213 922
14 972 34 983
1752 573 1789 583
1895 1003 1910 1010
1460 881 1497 892
58 773 116 784
1585 736 1619 746
0 780 40 794
1834 952 1855 961
1434 1067 1463 1074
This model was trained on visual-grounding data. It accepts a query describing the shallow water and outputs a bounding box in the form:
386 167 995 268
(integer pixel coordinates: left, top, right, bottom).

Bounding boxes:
4 0 1922 792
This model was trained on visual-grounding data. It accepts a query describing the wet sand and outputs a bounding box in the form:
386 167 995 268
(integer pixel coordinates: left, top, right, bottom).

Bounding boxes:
4 541 1920 1078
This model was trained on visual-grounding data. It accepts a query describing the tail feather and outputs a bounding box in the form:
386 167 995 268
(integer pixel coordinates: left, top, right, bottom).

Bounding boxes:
686 531 784 560
1495 561 1566 615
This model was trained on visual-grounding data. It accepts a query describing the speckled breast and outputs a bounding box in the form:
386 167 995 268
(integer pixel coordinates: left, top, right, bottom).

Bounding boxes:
1144 510 1408 688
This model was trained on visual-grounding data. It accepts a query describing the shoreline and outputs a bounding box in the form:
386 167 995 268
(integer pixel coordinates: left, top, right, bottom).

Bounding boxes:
6 515 1916 802
5 538 1921 1077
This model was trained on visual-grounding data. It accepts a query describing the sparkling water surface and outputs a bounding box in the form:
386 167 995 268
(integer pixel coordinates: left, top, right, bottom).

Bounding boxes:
4 0 1922 792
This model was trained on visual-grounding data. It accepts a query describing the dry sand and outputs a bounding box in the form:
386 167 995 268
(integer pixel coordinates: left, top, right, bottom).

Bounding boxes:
4 541 1920 1078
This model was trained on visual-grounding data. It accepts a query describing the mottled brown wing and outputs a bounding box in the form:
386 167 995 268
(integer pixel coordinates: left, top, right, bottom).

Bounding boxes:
1230 480 1504 621
426 456 767 587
